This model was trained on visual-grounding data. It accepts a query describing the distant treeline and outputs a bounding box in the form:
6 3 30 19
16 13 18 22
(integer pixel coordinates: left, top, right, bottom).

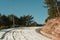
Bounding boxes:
0 13 43 29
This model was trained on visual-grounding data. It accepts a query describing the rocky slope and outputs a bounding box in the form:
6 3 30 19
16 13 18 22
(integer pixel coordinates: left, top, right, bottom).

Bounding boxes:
40 17 60 40
0 27 51 40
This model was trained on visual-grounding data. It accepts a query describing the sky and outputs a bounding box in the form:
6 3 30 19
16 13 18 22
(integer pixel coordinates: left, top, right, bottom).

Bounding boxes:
0 0 48 24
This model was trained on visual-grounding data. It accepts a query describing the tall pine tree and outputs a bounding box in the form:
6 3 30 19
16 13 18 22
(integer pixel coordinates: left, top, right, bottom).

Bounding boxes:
45 0 60 22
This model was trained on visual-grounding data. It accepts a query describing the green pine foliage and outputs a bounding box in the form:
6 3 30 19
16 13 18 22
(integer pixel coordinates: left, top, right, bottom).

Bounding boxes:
45 0 60 22
0 13 42 30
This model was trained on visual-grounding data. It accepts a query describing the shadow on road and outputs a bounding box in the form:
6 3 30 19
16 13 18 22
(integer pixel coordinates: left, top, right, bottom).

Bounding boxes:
35 28 42 34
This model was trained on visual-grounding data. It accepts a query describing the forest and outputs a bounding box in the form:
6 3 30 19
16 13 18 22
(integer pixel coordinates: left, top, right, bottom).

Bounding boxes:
0 14 43 29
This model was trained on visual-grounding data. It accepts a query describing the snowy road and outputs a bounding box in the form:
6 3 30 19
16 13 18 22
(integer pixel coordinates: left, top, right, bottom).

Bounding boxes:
0 27 52 40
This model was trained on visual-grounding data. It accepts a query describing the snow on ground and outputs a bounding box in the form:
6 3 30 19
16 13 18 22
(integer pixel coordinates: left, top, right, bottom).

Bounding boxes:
0 27 52 40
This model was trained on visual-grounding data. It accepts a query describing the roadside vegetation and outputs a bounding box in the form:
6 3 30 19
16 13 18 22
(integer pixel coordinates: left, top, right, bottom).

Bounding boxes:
45 0 60 22
0 14 43 30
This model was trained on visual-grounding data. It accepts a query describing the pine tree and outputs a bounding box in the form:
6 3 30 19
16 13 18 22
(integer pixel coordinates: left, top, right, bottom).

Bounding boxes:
45 0 60 22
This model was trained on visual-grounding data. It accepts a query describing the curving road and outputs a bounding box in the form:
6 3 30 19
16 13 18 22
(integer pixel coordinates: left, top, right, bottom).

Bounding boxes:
0 27 51 40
